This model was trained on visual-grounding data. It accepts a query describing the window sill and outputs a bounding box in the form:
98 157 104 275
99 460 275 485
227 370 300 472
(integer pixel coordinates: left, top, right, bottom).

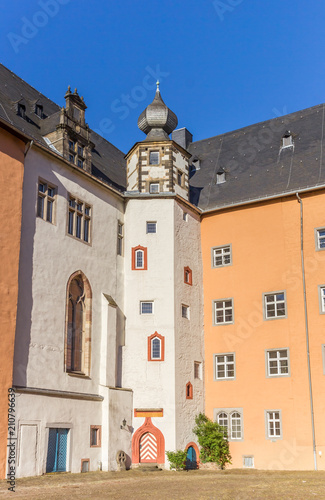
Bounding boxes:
67 371 91 379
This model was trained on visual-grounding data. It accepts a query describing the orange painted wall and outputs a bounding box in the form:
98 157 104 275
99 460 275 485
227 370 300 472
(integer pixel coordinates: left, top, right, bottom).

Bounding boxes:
0 128 24 478
202 192 325 470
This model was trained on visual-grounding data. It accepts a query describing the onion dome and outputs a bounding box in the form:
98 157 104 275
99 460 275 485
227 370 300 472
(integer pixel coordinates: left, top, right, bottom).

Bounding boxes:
138 81 178 141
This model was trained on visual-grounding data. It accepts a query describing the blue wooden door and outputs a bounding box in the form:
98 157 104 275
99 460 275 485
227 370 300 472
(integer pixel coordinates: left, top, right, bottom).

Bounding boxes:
46 428 68 472
186 446 197 469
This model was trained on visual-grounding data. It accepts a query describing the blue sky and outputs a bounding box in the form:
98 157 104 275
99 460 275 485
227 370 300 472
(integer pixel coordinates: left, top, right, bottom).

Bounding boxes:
1 0 324 153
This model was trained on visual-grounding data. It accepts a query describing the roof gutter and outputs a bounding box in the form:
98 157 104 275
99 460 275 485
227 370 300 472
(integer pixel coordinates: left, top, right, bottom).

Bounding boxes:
202 184 325 215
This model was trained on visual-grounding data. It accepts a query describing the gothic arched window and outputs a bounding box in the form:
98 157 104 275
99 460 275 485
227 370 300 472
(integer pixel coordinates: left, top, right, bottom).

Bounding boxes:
65 271 92 375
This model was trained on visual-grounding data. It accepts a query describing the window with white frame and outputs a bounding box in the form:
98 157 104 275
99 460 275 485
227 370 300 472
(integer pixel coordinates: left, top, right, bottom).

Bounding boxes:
266 410 282 439
68 195 91 243
264 292 286 319
146 222 157 234
316 228 325 250
37 180 56 223
215 409 243 440
319 286 325 313
149 151 159 165
214 299 233 324
215 353 235 380
182 304 190 319
149 183 159 194
266 349 289 377
117 222 123 256
151 337 161 359
212 245 232 268
243 456 254 468
148 332 165 361
135 249 144 268
217 412 228 435
140 301 153 315
194 361 202 380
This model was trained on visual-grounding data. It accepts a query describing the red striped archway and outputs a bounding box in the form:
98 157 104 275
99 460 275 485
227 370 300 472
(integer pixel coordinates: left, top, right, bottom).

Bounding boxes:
132 417 165 464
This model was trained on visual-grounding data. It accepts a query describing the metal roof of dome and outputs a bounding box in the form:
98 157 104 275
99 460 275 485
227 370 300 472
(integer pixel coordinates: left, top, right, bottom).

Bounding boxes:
138 82 178 141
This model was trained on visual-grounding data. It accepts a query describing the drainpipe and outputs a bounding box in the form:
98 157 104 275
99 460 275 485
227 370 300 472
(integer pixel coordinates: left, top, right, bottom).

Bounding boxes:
296 192 317 470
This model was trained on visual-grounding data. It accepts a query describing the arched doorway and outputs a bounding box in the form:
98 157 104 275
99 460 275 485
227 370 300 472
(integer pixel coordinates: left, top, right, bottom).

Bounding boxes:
185 442 200 469
132 417 165 464
139 432 157 463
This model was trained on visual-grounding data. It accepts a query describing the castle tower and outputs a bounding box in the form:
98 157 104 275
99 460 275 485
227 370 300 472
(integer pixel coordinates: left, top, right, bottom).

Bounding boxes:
123 85 204 469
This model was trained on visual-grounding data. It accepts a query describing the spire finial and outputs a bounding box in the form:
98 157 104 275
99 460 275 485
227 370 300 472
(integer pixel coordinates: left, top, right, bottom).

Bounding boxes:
156 80 160 92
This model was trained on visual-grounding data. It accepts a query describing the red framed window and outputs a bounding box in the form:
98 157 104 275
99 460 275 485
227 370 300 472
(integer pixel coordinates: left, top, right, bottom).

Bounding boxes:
186 382 193 400
148 332 165 361
184 266 192 285
132 245 147 270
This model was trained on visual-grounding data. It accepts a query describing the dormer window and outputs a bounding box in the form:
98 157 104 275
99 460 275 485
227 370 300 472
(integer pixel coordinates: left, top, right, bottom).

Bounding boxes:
192 158 201 171
149 151 160 165
17 103 26 119
216 169 226 184
35 104 43 118
282 131 293 149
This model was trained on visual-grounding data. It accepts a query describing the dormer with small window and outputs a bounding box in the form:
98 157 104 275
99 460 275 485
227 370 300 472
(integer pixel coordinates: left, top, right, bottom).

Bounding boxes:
34 100 44 119
125 83 191 200
216 168 226 185
281 131 294 150
43 86 94 174
17 100 27 120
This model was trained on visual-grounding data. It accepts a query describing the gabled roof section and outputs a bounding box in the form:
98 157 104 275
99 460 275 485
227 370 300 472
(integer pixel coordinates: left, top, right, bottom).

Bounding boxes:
0 64 126 192
189 104 325 211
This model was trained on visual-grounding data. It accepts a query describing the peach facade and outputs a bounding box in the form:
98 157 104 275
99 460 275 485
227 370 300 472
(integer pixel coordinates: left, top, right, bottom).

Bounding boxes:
202 191 325 470
0 128 25 478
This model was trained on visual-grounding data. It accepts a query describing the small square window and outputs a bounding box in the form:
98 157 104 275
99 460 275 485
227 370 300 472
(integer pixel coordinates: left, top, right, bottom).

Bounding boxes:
149 183 159 194
266 349 289 377
264 292 286 320
212 245 232 268
149 151 159 165
140 301 153 314
81 459 90 473
214 353 235 380
146 222 157 233
213 299 233 325
90 425 101 447
182 304 190 319
243 456 254 468
316 228 325 250
177 170 184 186
194 361 202 380
265 410 282 439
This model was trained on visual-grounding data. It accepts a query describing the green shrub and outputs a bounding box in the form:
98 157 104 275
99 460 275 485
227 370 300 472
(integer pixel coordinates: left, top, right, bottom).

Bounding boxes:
193 413 232 469
166 450 187 470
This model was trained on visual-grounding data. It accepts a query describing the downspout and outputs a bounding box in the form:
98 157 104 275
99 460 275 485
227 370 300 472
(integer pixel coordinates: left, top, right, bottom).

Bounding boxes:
296 192 317 470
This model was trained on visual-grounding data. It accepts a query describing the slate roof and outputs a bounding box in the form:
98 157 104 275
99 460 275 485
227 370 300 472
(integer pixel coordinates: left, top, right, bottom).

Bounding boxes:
0 64 126 192
1 63 324 210
188 104 325 211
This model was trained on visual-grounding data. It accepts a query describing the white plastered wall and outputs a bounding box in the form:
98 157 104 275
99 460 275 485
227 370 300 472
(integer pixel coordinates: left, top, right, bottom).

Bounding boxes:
13 147 131 475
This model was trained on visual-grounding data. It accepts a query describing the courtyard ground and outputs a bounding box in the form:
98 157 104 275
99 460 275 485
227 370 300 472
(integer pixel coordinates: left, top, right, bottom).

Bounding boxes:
1 469 325 499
